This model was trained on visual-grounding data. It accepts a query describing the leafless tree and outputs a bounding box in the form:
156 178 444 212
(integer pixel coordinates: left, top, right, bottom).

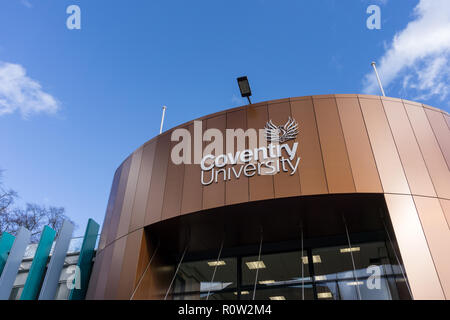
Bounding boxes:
0 170 74 243
7 204 74 243
8 204 47 242
0 170 17 234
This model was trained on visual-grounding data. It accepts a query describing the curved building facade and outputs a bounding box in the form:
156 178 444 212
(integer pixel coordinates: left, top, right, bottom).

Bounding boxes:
86 94 450 300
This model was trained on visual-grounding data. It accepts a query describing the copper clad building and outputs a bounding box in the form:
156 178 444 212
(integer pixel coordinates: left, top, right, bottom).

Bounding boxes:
86 94 450 300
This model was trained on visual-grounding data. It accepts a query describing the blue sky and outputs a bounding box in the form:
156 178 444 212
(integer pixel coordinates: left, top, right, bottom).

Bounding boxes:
0 0 449 236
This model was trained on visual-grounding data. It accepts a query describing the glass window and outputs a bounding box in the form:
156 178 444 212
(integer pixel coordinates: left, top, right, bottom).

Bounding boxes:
173 257 236 297
164 213 410 301
241 250 311 300
312 241 409 300
253 287 314 300
242 251 309 287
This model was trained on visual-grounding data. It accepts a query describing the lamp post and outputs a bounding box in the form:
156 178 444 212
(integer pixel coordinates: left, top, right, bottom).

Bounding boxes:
237 76 253 104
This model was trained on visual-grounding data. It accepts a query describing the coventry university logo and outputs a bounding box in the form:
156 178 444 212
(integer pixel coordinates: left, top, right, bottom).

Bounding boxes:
264 117 299 143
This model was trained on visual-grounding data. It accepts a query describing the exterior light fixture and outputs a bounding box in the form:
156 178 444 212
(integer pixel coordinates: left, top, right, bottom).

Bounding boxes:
237 76 252 104
234 291 250 295
340 247 360 253
207 261 226 267
259 280 276 285
269 296 286 300
317 292 333 299
245 261 266 270
347 281 364 286
302 255 322 264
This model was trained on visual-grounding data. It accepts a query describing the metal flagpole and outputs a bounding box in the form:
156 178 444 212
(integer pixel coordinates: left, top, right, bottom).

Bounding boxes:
160 106 167 134
371 62 386 97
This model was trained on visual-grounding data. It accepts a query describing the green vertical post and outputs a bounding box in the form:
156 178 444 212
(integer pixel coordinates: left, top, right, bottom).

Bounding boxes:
20 226 56 300
68 218 99 300
0 232 15 276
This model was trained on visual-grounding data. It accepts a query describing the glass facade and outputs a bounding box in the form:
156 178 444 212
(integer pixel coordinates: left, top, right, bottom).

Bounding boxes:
166 220 411 300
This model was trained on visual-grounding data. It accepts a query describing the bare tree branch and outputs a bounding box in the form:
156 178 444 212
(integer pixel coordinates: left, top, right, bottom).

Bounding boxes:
0 169 75 242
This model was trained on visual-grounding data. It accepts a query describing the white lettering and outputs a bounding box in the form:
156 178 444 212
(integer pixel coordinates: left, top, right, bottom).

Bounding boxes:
281 142 298 160
244 163 257 177
215 154 227 168
200 155 215 171
286 157 301 175
240 150 253 162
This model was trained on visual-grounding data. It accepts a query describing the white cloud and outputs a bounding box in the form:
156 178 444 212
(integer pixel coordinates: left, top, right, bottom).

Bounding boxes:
0 62 60 118
362 0 450 101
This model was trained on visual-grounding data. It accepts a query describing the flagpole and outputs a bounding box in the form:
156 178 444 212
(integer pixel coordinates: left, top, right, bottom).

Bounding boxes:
371 62 386 97
159 106 167 134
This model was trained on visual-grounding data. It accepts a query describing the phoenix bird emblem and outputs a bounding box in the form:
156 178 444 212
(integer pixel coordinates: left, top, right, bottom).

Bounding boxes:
264 117 299 143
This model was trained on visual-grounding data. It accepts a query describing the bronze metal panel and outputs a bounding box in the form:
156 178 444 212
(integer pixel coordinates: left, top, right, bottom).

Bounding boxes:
147 254 174 300
268 101 301 198
313 97 355 194
336 97 382 193
132 232 173 300
131 230 153 300
106 157 132 247
425 108 450 170
202 115 226 210
246 104 275 201
313 94 335 100
134 229 152 286
116 229 144 300
383 100 436 197
402 99 422 107
359 98 410 194
85 249 104 299
144 133 171 226
440 199 450 229
116 148 143 239
445 114 450 130
405 104 450 199
132 268 152 299
423 104 444 113
290 98 328 195
161 137 185 220
413 196 450 298
104 236 127 300
384 194 445 300
93 242 115 299
98 165 122 251
225 110 249 205
129 141 157 232
180 123 203 215
358 94 379 100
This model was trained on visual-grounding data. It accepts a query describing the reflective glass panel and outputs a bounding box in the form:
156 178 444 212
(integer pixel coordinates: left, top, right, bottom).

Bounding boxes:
173 257 236 296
